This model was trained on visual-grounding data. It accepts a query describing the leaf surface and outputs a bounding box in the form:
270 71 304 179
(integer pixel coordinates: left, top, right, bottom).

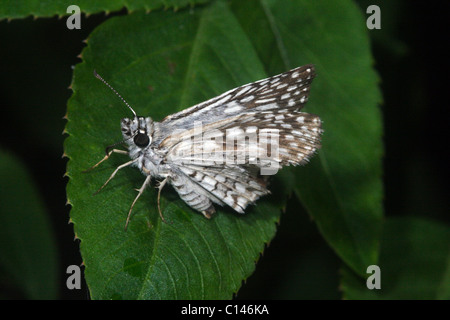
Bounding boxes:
0 0 209 20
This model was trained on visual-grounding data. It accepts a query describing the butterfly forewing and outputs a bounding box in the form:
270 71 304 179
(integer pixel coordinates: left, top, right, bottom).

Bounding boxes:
155 65 316 144
161 64 321 167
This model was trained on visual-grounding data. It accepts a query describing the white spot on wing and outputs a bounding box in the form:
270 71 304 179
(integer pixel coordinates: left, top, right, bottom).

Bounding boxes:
224 102 243 113
203 175 217 187
256 103 278 111
235 85 252 97
240 95 254 103
235 183 246 193
255 97 276 104
215 174 226 183
246 126 258 133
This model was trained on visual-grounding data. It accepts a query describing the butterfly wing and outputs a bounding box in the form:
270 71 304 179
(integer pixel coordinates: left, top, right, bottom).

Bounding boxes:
153 64 316 145
175 164 270 213
155 64 321 214
163 110 322 167
165 108 322 214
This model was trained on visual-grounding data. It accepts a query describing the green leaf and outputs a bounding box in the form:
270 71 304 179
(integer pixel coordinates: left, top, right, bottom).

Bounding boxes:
65 2 282 299
0 0 209 20
232 0 384 276
0 148 58 299
341 217 450 299
65 0 383 298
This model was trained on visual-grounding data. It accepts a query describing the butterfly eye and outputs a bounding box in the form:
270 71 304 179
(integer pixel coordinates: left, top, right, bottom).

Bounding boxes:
133 133 150 148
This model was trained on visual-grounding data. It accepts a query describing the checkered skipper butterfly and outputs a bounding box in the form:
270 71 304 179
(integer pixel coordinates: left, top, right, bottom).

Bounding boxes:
87 65 322 228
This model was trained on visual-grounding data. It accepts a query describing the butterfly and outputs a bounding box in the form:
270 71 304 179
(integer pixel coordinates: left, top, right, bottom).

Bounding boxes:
87 65 322 229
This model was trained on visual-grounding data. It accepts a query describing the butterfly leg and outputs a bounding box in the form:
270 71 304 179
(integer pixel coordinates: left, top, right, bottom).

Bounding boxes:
93 159 137 195
157 177 169 223
125 175 152 230
83 149 128 173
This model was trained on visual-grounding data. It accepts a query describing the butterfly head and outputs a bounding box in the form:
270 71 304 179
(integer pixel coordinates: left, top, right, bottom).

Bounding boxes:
121 116 154 149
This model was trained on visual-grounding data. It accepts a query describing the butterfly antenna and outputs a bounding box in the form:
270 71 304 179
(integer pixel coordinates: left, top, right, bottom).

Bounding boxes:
93 70 137 117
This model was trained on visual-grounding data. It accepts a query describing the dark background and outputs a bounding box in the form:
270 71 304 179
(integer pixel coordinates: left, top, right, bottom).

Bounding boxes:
0 1 448 299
